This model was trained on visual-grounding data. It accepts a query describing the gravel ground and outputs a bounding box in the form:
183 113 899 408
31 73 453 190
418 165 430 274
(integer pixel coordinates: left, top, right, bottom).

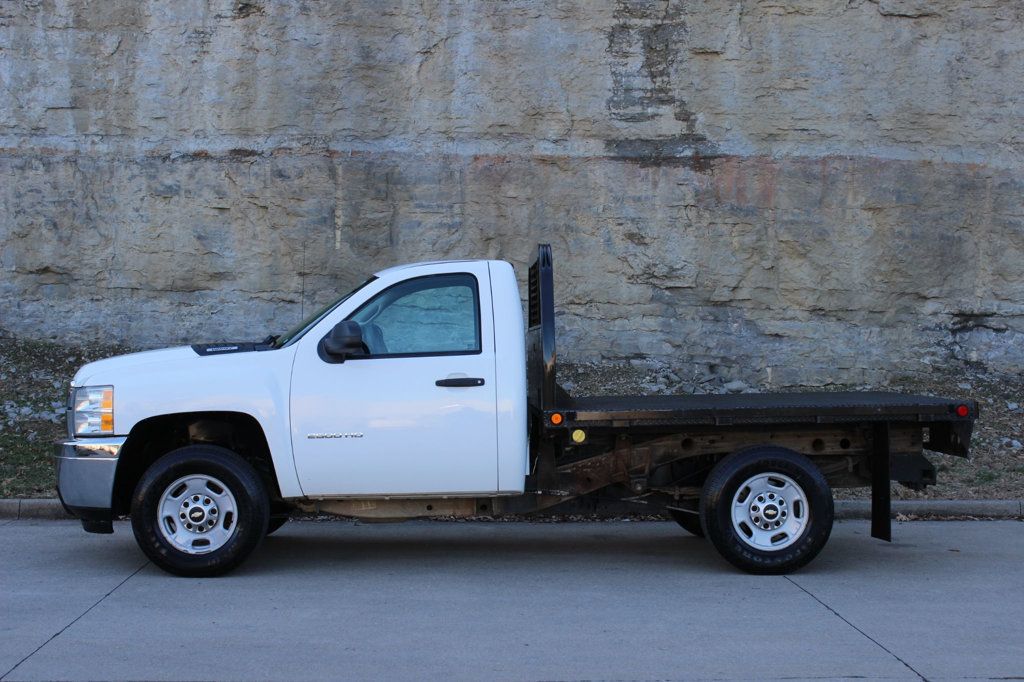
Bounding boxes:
0 339 132 498
2 338 1021 500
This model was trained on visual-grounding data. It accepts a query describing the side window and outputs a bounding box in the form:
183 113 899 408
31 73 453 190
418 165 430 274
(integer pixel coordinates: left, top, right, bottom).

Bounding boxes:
349 273 481 356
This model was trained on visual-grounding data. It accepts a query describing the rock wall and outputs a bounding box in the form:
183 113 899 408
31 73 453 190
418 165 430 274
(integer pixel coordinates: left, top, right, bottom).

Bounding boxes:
1 0 1022 384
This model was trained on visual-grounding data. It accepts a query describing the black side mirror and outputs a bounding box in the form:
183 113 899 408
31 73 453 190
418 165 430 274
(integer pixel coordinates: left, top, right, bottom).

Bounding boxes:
322 320 367 361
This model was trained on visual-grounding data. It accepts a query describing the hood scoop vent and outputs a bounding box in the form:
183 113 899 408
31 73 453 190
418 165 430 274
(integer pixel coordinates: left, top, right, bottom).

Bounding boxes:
191 342 271 356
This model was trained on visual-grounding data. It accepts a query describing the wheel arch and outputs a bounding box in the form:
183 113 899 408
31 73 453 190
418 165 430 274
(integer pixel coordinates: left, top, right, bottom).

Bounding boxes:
113 411 281 516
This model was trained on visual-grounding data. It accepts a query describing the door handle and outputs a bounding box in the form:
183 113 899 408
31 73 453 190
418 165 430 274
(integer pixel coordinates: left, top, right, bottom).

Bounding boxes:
435 377 486 387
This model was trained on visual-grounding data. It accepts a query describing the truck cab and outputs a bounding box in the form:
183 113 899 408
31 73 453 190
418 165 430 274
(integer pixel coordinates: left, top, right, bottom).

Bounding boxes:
287 259 528 497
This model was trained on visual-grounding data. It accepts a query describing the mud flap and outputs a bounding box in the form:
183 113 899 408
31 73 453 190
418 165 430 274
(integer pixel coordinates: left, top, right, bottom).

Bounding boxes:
871 422 892 542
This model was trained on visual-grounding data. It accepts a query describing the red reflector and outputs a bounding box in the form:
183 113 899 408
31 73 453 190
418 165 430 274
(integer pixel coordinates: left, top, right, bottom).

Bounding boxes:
955 405 970 418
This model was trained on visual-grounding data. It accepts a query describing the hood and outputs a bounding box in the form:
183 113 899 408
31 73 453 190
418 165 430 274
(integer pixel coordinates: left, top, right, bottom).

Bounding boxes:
73 346 200 386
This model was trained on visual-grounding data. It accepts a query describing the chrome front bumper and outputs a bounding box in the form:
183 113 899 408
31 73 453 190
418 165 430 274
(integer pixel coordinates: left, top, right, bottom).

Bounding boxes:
54 437 125 512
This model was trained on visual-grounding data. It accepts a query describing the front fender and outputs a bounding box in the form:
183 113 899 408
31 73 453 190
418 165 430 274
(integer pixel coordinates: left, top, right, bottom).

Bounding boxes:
81 345 303 498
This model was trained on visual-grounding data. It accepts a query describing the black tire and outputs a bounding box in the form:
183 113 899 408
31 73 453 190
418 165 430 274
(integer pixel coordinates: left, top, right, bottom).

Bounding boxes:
701 447 833 575
131 445 270 577
667 508 705 537
266 515 289 536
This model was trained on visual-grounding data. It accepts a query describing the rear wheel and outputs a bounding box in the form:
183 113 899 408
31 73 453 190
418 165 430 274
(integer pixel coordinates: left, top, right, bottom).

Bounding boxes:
131 445 270 577
667 508 705 537
701 447 833 574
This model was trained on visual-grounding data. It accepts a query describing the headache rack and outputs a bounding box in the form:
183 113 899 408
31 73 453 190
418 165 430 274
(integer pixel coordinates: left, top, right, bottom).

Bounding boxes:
527 243 558 413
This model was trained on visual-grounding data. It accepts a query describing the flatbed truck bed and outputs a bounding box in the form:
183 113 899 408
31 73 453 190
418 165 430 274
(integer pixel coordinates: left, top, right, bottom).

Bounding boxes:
524 244 976 566
562 391 974 427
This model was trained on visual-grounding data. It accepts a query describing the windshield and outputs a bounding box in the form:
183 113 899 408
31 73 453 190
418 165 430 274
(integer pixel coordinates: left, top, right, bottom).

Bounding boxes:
272 277 377 348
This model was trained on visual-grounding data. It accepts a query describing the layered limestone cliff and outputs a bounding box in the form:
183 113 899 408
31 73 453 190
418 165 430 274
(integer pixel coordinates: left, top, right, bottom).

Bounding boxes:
1 0 1021 384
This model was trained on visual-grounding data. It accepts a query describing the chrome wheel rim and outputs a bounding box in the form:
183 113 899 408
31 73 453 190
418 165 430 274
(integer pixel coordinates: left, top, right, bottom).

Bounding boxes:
158 474 238 555
731 472 808 551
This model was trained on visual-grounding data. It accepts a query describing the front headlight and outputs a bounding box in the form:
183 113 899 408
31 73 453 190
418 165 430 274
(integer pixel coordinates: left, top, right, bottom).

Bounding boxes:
73 385 114 436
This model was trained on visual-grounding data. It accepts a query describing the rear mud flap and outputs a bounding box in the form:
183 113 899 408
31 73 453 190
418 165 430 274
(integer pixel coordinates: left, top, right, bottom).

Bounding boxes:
871 423 891 542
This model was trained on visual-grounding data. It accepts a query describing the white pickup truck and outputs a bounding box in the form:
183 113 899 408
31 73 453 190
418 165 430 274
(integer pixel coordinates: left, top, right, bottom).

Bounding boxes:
56 245 977 577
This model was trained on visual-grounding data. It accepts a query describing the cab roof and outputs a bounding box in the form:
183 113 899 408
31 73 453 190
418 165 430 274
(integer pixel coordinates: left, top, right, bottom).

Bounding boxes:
373 259 497 278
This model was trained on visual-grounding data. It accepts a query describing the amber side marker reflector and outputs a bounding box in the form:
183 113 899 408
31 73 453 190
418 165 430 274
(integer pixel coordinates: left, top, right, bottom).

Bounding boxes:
550 413 563 425
955 404 970 418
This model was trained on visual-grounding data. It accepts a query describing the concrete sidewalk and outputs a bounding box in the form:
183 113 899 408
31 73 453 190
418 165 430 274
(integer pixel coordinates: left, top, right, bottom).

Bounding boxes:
1 519 1021 681
2 496 1022 520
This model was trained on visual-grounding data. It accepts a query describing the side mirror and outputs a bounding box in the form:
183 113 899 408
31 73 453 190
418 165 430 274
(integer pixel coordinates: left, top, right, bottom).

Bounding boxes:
322 320 367 361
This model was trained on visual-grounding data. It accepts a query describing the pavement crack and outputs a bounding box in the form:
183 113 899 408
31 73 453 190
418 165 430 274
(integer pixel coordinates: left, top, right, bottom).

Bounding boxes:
0 560 149 681
785 576 928 681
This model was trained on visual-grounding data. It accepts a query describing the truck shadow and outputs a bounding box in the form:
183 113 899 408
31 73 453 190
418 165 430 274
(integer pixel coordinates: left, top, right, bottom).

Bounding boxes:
246 526 722 574
238 522 891 577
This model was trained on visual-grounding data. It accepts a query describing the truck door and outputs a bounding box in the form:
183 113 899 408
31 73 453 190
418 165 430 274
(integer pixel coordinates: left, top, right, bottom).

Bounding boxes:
289 264 499 496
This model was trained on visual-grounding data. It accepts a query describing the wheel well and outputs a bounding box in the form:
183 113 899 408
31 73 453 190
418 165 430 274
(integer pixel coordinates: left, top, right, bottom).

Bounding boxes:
112 411 281 516
660 444 836 500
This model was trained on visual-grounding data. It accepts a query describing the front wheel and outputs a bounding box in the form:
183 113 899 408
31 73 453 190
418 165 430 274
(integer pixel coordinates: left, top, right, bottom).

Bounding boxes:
701 447 833 574
131 445 270 577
